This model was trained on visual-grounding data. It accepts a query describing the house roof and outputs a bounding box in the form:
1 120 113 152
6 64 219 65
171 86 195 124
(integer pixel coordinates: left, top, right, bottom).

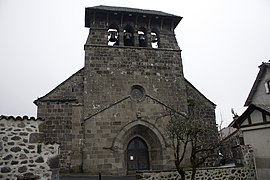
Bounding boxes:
244 62 270 106
231 104 270 128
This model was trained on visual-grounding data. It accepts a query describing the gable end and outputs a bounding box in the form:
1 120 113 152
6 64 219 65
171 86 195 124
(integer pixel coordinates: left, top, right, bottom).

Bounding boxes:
34 68 84 105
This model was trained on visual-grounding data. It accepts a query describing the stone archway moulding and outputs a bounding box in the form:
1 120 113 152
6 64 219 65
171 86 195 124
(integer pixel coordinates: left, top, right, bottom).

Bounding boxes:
111 119 167 151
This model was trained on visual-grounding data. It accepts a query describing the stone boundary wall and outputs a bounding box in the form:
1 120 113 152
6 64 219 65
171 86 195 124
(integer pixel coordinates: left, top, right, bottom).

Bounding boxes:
137 167 256 180
0 115 60 180
137 145 256 180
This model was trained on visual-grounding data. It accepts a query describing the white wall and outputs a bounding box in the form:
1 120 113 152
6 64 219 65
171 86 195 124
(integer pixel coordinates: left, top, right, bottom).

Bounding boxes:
243 126 270 157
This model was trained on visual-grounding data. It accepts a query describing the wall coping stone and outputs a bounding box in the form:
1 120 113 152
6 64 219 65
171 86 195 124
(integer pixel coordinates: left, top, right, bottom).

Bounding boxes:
0 115 44 121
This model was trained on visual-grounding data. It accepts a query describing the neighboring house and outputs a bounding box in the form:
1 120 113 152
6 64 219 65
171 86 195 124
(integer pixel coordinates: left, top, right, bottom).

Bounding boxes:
219 125 244 166
231 62 270 180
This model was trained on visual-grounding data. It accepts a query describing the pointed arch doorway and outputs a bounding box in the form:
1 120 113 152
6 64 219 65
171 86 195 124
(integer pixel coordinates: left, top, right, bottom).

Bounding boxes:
127 137 149 172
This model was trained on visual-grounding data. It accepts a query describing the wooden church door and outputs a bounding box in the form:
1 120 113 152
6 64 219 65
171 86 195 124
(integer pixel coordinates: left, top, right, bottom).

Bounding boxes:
127 137 149 172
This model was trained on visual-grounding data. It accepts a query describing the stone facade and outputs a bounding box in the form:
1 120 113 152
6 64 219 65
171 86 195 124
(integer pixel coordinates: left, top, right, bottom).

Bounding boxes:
137 145 257 180
0 115 59 180
34 6 218 175
35 68 84 172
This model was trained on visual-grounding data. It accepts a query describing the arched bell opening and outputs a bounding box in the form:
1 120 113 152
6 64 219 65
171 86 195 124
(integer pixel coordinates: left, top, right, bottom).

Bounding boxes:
151 29 159 48
124 25 134 46
138 27 147 47
108 24 119 46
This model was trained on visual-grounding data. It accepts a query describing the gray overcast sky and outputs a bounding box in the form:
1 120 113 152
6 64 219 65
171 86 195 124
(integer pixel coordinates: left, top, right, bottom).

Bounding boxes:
0 0 270 127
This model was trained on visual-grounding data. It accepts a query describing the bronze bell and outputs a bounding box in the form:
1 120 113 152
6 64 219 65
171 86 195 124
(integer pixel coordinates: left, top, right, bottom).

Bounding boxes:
108 31 118 42
125 32 132 40
151 34 158 43
139 34 145 41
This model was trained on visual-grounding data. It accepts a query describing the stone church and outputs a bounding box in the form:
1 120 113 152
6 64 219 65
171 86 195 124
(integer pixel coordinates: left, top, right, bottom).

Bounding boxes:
34 6 218 175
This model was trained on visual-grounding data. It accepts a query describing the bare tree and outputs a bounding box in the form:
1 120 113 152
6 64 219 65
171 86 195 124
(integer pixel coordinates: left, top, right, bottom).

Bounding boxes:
188 127 220 180
166 109 220 180
166 111 190 180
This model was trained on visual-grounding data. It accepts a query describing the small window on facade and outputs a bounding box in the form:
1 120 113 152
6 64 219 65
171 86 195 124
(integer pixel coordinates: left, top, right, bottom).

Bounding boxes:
151 32 158 48
138 30 147 47
108 28 119 46
124 25 134 46
265 81 270 94
130 85 145 101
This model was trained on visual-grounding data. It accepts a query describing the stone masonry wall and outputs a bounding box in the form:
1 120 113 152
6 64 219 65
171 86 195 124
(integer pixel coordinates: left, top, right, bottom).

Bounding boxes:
185 80 219 166
35 68 84 172
0 115 60 180
84 46 187 119
37 102 82 172
83 96 175 174
137 145 256 180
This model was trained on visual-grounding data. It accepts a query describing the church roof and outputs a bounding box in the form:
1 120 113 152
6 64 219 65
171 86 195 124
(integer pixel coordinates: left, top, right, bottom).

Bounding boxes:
185 78 216 107
34 68 84 104
85 5 182 29
34 67 215 109
244 62 270 106
87 5 180 18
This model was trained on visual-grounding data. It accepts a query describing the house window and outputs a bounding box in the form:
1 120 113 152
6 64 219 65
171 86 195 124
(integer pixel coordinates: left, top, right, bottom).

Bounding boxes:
265 81 270 94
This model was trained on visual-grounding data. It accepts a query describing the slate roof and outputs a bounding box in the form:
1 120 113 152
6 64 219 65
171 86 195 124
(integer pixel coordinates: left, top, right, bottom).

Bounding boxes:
86 5 180 18
34 68 84 104
244 62 270 106
34 67 215 109
231 104 270 128
185 79 216 106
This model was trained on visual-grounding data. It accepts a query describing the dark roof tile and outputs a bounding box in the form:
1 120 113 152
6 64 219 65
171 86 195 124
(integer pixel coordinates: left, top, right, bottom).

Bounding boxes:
231 104 270 128
87 5 179 17
245 62 270 106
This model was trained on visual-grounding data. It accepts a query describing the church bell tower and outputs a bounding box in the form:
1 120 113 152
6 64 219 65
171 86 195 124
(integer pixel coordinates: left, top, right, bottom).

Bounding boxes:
84 5 187 117
83 5 188 174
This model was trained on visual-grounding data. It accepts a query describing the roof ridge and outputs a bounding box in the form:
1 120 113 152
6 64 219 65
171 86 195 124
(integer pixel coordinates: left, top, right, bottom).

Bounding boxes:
184 78 216 106
244 61 270 106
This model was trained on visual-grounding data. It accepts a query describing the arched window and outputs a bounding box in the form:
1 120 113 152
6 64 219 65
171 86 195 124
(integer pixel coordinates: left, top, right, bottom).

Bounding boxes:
138 27 147 47
151 30 159 48
124 25 134 46
108 24 119 46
